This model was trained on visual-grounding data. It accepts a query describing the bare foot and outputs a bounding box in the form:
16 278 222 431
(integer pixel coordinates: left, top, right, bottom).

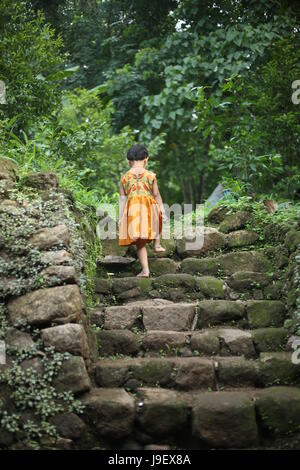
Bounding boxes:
136 270 150 278
154 244 166 252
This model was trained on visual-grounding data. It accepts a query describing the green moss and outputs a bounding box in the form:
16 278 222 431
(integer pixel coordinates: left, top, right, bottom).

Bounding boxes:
252 328 288 352
247 301 285 328
195 276 225 299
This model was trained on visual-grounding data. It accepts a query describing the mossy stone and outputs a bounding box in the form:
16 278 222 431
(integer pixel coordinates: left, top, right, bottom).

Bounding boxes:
226 230 259 248
94 277 112 294
218 211 252 233
195 276 225 298
247 301 286 328
252 328 288 352
131 359 173 387
137 277 152 295
255 387 300 436
284 229 300 254
148 258 178 276
181 258 218 276
153 273 195 290
258 352 300 386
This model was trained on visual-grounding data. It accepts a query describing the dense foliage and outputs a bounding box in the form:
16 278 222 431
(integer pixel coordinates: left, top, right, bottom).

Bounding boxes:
0 0 299 207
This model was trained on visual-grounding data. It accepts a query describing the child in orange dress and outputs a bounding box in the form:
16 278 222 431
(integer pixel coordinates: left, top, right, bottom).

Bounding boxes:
118 144 168 278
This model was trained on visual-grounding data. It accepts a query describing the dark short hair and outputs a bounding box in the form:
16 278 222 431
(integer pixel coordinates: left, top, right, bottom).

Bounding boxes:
127 144 149 161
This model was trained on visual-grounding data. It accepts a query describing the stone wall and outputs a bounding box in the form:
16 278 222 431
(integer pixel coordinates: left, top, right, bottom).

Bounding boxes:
0 158 94 449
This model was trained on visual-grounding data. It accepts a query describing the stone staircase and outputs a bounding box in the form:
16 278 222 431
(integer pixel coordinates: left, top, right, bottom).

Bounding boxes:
81 211 300 450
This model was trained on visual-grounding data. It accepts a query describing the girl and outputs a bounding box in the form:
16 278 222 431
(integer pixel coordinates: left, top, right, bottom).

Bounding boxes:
118 144 168 278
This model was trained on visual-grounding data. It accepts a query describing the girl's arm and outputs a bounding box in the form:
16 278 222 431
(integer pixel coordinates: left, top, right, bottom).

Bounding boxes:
152 178 168 221
118 180 127 226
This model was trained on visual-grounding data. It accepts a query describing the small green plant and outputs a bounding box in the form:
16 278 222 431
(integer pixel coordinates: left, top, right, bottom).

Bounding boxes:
0 347 85 444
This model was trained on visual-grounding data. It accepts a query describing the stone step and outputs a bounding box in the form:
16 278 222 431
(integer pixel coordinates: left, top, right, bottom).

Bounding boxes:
96 327 289 358
96 249 271 278
80 385 300 449
91 299 286 332
92 352 299 390
94 270 281 304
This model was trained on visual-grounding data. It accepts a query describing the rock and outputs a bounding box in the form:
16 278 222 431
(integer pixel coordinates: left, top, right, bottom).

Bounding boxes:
192 391 258 448
173 357 215 390
218 328 255 357
42 265 77 284
197 300 245 327
0 178 15 198
259 352 299 386
219 211 252 233
195 276 225 298
104 304 141 330
54 355 91 395
182 250 271 276
220 251 271 275
264 281 284 300
176 227 226 258
0 275 19 298
120 439 143 450
0 199 18 207
228 271 270 291
142 331 188 354
226 230 258 248
41 250 73 265
142 303 196 331
137 388 188 437
112 277 139 294
191 330 220 355
181 257 218 276
5 327 34 351
51 412 86 440
254 387 300 435
252 328 288 352
153 273 195 290
7 285 83 326
97 330 140 356
130 358 174 387
99 238 128 257
94 278 112 294
149 258 178 275
207 206 230 224
98 255 136 266
247 300 286 328
41 324 89 358
29 224 70 250
81 388 135 439
118 287 141 300
217 357 260 387
284 229 300 254
22 172 59 191
0 157 17 179
55 437 73 450
94 359 131 387
90 308 105 327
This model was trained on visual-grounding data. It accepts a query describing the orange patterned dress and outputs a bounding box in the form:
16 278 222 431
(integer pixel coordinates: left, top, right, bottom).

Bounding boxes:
119 169 162 246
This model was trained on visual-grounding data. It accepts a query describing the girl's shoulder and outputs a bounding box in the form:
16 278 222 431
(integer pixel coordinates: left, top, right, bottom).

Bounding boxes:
121 170 130 183
145 169 157 181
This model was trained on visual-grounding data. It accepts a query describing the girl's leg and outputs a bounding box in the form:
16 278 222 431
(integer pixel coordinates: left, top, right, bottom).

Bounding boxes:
154 233 166 252
136 238 150 276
